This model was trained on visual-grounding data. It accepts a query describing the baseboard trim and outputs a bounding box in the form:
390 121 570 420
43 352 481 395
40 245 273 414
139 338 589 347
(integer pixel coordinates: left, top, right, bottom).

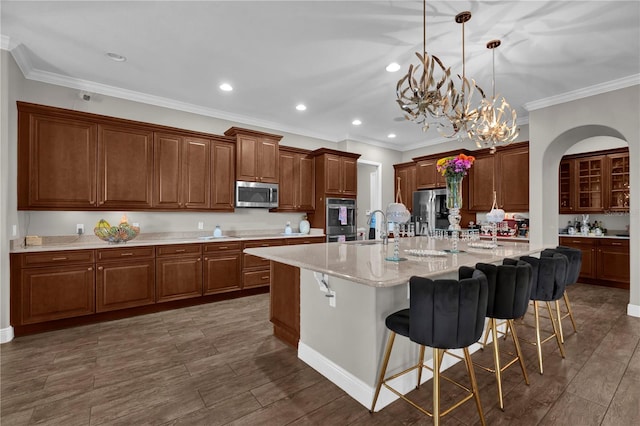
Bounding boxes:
298 340 485 411
627 303 640 318
0 326 15 344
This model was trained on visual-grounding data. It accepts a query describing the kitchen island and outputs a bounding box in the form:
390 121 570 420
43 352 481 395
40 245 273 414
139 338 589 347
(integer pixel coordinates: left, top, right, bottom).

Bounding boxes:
244 237 543 410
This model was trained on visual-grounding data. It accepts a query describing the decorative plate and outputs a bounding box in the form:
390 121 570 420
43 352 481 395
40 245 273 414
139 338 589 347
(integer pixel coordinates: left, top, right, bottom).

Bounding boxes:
468 242 498 249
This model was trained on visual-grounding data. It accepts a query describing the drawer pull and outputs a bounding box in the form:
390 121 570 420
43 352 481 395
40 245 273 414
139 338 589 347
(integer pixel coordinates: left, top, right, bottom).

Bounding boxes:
261 244 269 247
611 242 622 246
52 257 68 261
120 252 134 256
261 276 269 280
218 246 228 249
88 267 93 271
98 266 103 270
175 249 186 253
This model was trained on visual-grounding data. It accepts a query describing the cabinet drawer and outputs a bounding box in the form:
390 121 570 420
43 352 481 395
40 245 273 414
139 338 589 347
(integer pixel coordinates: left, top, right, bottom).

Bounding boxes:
559 237 595 247
97 246 154 261
204 241 242 254
286 237 324 245
20 250 95 267
243 239 285 269
156 244 202 257
598 238 629 248
243 269 271 288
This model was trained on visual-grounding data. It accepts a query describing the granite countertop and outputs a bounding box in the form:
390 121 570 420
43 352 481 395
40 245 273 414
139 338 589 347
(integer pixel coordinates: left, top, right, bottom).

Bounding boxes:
244 236 543 288
558 233 630 240
10 229 325 253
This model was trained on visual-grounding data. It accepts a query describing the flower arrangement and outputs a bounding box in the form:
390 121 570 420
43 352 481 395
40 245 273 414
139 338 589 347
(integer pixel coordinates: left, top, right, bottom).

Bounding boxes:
436 153 475 178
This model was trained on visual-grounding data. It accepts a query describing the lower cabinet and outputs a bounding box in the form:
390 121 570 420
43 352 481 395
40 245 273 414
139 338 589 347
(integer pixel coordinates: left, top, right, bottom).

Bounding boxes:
559 237 629 288
155 244 203 302
96 247 155 312
203 241 242 294
242 239 285 289
270 262 300 348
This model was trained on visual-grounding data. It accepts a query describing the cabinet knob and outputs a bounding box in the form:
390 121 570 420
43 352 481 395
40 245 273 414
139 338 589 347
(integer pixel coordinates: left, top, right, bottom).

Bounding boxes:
88 267 93 271
204 257 208 261
197 257 201 261
98 266 103 270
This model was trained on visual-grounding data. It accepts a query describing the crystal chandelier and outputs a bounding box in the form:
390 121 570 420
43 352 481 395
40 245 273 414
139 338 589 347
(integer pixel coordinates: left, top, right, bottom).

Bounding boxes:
396 0 456 131
441 11 485 139
470 40 519 153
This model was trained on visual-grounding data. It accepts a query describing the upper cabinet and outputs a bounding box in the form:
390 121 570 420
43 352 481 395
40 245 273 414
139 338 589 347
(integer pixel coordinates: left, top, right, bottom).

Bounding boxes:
393 162 417 212
18 106 97 209
277 146 315 212
468 142 529 212
224 127 281 183
416 158 445 189
311 148 360 198
17 102 239 212
558 148 629 214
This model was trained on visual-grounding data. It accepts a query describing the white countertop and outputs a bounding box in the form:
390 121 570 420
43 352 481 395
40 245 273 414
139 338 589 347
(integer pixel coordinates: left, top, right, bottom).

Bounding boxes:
10 230 325 253
558 234 629 240
244 237 544 288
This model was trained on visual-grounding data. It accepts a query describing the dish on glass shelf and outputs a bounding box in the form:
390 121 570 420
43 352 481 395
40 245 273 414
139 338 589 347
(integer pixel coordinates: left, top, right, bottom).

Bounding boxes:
404 249 448 257
468 242 498 249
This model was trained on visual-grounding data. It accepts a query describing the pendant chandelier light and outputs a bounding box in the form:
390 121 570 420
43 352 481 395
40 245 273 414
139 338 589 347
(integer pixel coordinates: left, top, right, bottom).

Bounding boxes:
470 40 519 153
396 0 456 131
440 11 485 139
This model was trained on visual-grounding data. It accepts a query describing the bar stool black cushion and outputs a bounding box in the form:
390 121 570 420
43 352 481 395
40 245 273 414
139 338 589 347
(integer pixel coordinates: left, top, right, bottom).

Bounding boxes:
542 246 581 286
520 254 568 301
475 261 532 320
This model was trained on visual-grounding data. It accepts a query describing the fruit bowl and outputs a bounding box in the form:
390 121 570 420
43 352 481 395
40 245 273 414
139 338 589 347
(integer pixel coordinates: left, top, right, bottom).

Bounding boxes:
94 219 140 243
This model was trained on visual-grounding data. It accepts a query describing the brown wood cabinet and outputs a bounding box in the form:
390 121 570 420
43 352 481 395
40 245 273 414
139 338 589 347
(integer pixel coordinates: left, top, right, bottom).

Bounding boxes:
270 261 300 348
559 159 575 213
559 236 629 289
606 153 629 211
224 127 281 183
203 241 242 295
394 162 417 212
242 239 285 289
154 133 211 209
155 244 203 302
575 155 605 212
97 123 154 209
416 159 445 190
468 143 529 212
277 146 315 212
11 250 96 325
96 247 155 312
211 139 236 211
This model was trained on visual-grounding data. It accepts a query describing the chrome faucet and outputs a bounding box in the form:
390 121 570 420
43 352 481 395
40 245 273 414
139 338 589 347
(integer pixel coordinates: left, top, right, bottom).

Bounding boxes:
367 210 388 245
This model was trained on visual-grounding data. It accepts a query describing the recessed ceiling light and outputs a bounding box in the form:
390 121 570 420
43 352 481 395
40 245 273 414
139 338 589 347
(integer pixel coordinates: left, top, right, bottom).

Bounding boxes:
219 83 233 92
106 52 126 62
296 104 307 111
387 133 396 138
386 62 401 72
352 119 362 126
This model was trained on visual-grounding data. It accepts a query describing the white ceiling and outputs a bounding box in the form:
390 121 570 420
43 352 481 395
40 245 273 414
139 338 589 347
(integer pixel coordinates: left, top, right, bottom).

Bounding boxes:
2 1 639 151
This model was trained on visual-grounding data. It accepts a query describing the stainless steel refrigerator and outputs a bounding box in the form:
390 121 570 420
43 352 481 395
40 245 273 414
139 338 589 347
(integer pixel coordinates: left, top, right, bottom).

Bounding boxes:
412 189 449 235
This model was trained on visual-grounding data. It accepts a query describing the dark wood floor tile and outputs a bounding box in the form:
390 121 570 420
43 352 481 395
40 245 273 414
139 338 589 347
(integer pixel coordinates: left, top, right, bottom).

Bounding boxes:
43 364 96 393
226 346 307 379
197 368 274 407
288 394 368 425
168 392 262 426
250 365 324 407
601 372 640 426
0 408 34 426
540 391 606 425
0 375 47 399
480 392 552 426
610 314 640 337
0 386 90 418
593 330 639 365
626 344 640 378
28 396 92 426
565 352 627 406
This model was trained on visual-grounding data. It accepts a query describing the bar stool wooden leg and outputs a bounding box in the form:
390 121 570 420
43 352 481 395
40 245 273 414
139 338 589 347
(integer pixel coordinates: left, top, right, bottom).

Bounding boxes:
564 291 578 332
370 332 396 413
433 348 441 426
489 318 505 410
534 301 544 374
508 319 529 386
546 302 566 358
463 347 486 426
416 345 425 389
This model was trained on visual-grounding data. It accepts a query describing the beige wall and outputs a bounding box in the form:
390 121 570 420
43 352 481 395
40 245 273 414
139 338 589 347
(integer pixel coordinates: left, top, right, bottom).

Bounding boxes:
529 85 640 314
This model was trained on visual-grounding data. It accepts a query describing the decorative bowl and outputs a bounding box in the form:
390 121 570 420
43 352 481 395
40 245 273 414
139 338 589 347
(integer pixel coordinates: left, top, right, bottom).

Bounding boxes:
94 222 140 243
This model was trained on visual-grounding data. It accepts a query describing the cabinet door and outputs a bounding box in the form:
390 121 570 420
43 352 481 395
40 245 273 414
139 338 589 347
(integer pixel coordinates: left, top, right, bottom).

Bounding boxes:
183 137 210 209
153 133 183 209
98 124 154 208
270 261 300 348
559 237 597 279
606 153 630 211
416 159 438 189
236 135 258 181
575 156 604 212
211 140 235 211
395 165 416 212
597 240 630 286
499 146 529 211
467 155 496 211
259 139 279 183
156 256 202 302
324 154 342 194
19 113 97 209
203 253 242 294
278 151 297 210
96 260 155 312
342 157 358 196
298 155 315 211
20 265 95 324
559 159 575 213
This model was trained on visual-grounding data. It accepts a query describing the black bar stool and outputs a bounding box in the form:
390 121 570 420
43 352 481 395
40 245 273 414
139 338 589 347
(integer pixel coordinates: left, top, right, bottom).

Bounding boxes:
541 246 582 342
370 269 488 425
511 253 569 374
473 261 532 410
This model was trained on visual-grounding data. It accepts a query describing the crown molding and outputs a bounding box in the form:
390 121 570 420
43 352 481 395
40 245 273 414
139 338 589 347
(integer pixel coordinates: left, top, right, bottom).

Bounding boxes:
524 74 640 111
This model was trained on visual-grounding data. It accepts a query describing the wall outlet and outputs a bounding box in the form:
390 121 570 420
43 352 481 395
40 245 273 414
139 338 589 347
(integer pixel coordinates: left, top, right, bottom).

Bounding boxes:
76 224 84 235
198 221 204 230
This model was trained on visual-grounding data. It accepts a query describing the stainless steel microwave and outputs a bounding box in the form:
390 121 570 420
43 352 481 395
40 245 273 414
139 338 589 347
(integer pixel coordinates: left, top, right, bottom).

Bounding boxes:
235 181 278 208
